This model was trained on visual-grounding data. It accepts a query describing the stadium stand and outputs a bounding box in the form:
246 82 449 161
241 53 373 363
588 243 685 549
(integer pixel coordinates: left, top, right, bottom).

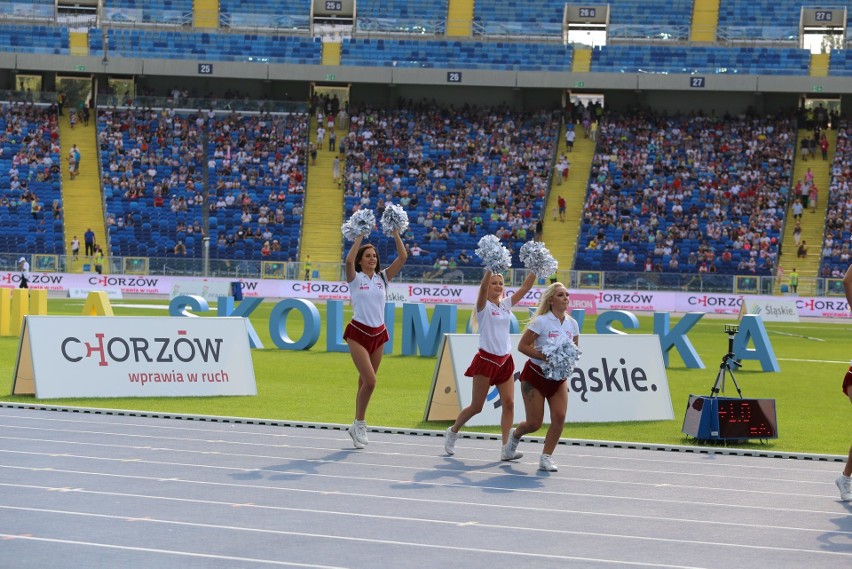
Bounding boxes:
102 0 193 25
0 24 67 55
356 0 449 34
820 119 852 280
472 0 693 39
573 112 795 278
828 49 852 76
0 0 54 20
340 38 573 70
590 45 811 75
716 0 851 40
99 108 309 261
340 104 558 277
219 0 311 30
0 103 64 257
90 29 322 64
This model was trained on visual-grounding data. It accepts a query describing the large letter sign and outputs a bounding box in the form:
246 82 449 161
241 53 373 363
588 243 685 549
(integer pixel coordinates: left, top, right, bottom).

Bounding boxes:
654 312 704 368
401 304 457 356
269 299 320 350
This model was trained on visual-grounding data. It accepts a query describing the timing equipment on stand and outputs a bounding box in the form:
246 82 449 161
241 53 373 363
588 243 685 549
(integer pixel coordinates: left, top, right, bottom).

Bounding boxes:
682 325 778 442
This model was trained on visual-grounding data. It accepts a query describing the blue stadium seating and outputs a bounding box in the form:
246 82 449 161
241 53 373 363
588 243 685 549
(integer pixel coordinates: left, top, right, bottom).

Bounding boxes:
0 24 68 55
717 0 852 40
828 49 852 76
573 114 793 276
341 38 572 71
591 45 811 75
99 109 308 261
89 29 322 64
0 105 63 255
340 107 558 274
473 0 692 39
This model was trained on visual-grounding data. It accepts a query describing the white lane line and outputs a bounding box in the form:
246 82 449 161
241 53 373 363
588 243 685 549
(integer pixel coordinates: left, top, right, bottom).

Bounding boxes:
0 464 848 519
0 440 838 491
770 331 826 341
0 412 843 467
1 481 849 537
0 533 344 568
2 505 848 563
0 426 841 481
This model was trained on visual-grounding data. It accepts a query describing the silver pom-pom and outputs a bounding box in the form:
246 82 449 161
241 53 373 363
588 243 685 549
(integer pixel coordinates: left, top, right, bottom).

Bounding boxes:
381 203 409 237
519 241 558 278
540 338 582 381
342 209 376 241
475 235 512 273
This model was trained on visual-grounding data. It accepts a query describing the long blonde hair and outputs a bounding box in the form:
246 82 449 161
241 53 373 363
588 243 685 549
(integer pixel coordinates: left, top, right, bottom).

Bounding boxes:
530 282 567 320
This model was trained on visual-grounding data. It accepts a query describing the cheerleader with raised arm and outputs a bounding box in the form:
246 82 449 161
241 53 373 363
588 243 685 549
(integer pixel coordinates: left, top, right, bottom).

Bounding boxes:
444 239 558 461
342 206 408 449
504 282 581 472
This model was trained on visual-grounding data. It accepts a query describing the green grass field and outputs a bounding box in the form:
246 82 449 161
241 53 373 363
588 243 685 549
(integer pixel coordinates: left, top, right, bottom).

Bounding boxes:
1 298 850 455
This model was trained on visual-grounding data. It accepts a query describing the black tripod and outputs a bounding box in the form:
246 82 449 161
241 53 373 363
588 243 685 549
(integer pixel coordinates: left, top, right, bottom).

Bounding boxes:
709 326 744 398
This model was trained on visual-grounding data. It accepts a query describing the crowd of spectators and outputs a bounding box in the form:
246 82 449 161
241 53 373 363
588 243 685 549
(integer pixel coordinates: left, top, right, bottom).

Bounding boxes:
98 106 308 260
575 110 795 276
0 102 63 255
341 101 559 275
820 118 852 279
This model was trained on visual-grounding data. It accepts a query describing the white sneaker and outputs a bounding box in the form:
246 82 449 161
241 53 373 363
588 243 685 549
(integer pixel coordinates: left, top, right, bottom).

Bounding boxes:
836 475 852 501
347 423 364 449
501 433 523 461
444 427 459 455
539 454 558 472
355 420 369 445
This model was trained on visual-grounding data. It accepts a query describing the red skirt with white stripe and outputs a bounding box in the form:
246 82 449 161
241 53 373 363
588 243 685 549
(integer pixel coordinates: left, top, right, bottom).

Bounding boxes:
343 320 389 353
464 349 515 386
843 365 852 395
519 360 567 399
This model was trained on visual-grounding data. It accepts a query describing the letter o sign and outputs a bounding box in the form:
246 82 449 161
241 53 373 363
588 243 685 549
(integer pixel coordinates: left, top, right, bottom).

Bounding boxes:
269 298 321 350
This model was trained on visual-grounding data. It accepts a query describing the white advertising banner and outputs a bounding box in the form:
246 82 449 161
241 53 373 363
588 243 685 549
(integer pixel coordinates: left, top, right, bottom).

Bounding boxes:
0 270 850 318
426 334 673 425
68 288 124 299
12 316 256 399
741 298 800 322
168 278 232 302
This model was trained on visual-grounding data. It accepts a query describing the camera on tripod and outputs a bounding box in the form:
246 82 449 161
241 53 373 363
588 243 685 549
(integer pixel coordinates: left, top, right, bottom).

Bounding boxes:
722 325 742 371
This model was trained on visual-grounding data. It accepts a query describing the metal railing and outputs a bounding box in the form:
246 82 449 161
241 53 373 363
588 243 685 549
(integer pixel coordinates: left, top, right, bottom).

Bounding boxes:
98 95 309 115
12 253 842 296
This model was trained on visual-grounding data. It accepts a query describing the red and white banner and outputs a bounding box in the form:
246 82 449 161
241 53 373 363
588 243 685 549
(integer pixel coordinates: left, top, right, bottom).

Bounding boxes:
1 270 849 318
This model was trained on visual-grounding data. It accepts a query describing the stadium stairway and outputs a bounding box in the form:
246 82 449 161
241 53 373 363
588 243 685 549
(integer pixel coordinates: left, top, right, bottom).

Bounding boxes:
810 53 829 77
322 41 341 66
69 31 88 56
541 123 595 281
446 0 474 37
193 0 219 28
689 0 719 43
776 129 836 295
572 49 591 73
60 113 106 273
299 117 344 280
